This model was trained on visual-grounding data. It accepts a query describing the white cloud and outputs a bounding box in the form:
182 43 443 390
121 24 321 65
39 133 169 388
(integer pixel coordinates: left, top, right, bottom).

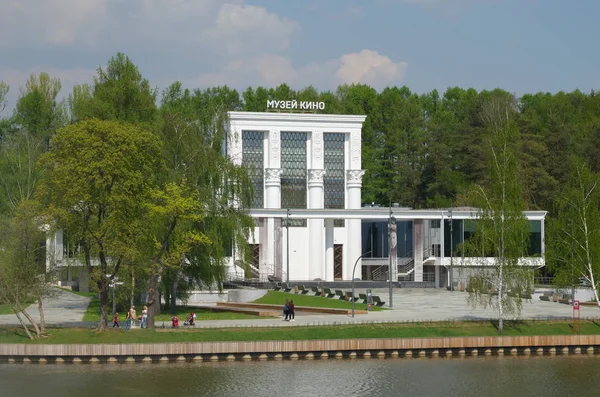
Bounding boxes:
201 4 299 56
336 50 408 88
194 50 407 91
0 0 108 45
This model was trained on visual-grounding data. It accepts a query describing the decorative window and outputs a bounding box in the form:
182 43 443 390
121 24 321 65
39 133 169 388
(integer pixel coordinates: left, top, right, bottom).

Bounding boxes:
281 132 307 209
324 133 345 227
242 131 264 208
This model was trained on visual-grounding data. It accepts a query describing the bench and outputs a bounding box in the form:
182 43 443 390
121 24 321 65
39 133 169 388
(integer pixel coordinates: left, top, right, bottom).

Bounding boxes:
298 285 310 295
311 286 322 296
358 293 368 304
539 291 553 301
335 290 345 300
273 283 282 292
558 294 572 304
283 283 293 293
372 295 385 306
345 291 359 302
323 287 336 299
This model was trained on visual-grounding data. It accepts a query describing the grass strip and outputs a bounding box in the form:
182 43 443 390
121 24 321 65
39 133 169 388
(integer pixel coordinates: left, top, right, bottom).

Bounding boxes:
1 320 599 344
253 291 385 311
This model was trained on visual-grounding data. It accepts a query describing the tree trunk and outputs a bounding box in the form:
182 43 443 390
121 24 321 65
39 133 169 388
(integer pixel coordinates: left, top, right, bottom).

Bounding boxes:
17 303 41 338
146 270 161 330
97 285 109 331
13 310 34 340
37 297 46 334
130 268 135 308
170 275 178 315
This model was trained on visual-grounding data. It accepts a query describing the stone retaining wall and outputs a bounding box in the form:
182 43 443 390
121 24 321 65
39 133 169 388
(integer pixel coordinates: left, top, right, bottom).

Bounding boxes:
1 335 599 364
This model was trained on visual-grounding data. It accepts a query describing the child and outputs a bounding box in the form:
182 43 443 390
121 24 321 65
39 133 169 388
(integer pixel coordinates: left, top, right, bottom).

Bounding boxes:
112 313 119 328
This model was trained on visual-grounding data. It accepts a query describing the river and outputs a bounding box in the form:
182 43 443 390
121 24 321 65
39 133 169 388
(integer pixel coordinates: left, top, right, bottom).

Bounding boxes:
1 356 599 396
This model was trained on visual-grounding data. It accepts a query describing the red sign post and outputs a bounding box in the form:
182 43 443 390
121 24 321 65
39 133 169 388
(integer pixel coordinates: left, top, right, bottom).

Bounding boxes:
572 300 580 335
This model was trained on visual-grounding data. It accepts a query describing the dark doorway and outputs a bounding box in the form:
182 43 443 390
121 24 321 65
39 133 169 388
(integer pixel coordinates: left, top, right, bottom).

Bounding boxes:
334 244 343 280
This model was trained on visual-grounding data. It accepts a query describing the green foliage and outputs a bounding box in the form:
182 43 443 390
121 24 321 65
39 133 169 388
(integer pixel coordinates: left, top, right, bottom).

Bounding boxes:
38 118 163 327
70 53 156 125
547 160 600 299
462 93 533 333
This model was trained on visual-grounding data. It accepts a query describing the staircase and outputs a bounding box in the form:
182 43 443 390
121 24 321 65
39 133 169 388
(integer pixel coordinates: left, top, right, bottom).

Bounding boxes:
371 248 437 281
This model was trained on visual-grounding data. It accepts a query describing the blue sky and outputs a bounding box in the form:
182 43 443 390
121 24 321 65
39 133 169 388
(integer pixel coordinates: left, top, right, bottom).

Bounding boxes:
1 0 598 111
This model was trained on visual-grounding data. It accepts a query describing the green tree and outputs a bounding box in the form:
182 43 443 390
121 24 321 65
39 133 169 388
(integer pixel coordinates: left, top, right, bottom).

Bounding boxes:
463 94 532 334
14 72 66 141
547 160 600 307
142 84 254 329
0 202 50 339
38 119 163 330
70 53 156 125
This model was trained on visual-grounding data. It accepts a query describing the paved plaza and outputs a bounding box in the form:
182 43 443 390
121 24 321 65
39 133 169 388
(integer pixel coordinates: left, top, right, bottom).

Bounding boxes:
0 287 597 329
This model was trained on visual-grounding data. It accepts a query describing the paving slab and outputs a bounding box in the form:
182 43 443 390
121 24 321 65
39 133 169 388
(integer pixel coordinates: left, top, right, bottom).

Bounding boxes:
0 289 91 326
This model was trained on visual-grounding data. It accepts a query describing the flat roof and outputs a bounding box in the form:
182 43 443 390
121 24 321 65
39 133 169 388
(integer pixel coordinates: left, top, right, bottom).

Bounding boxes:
248 208 547 221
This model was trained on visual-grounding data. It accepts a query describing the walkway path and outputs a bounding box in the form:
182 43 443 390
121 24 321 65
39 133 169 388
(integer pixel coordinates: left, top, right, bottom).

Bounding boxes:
0 288 597 329
0 289 91 326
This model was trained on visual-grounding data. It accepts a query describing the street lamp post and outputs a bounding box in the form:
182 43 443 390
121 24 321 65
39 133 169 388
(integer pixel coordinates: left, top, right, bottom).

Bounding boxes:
449 200 454 291
388 209 395 309
286 208 290 283
352 251 371 317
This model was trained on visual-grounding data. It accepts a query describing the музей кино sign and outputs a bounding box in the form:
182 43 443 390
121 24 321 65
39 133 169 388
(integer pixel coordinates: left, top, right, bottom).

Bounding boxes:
266 100 325 111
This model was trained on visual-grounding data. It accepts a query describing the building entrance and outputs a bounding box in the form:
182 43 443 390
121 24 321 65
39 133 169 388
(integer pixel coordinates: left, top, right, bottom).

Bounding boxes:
334 244 343 280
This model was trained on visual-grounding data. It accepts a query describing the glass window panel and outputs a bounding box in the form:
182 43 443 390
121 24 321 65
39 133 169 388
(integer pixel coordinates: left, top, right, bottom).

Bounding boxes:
281 132 307 209
324 133 345 209
242 131 264 208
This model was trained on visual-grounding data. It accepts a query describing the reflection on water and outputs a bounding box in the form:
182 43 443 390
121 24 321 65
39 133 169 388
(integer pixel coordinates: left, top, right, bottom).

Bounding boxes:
1 356 600 397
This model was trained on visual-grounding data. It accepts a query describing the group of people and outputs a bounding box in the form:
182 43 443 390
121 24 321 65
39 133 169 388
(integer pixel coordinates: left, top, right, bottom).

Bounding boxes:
112 305 148 330
171 312 196 327
283 299 295 321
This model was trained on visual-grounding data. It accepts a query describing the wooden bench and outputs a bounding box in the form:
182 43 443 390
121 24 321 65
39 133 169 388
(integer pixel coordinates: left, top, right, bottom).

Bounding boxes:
539 291 553 301
345 291 359 302
358 293 368 304
335 290 345 300
323 287 336 298
273 283 282 292
298 285 310 295
558 294 572 304
372 295 385 306
282 283 293 293
311 286 322 296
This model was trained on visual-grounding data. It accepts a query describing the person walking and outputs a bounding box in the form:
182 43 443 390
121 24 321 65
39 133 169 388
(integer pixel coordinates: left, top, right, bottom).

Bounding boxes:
288 300 295 322
283 299 290 321
125 310 131 331
112 313 119 328
141 306 148 329
129 306 137 329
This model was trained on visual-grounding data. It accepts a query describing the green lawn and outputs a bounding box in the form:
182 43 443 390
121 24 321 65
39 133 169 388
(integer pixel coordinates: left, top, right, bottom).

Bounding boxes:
253 290 385 311
1 320 599 344
0 304 14 315
84 300 261 323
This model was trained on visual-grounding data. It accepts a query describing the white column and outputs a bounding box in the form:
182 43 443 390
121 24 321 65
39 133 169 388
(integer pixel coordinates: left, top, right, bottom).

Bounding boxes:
345 170 365 280
263 168 282 281
308 169 325 280
414 219 424 282
325 219 334 281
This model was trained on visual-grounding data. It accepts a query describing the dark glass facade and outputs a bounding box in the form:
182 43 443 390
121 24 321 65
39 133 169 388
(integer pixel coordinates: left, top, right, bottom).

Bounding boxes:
361 220 413 258
242 131 264 208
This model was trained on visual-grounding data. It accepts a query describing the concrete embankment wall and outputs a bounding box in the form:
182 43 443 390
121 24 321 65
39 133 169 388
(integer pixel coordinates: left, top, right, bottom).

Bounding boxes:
2 335 600 364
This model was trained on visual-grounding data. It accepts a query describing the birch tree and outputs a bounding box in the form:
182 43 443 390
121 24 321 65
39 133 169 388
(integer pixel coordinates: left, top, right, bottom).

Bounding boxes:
464 93 532 334
548 161 600 306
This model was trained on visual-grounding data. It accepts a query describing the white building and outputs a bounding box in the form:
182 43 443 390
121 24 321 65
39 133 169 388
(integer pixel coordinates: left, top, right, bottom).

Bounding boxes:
46 109 547 289
225 111 546 287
